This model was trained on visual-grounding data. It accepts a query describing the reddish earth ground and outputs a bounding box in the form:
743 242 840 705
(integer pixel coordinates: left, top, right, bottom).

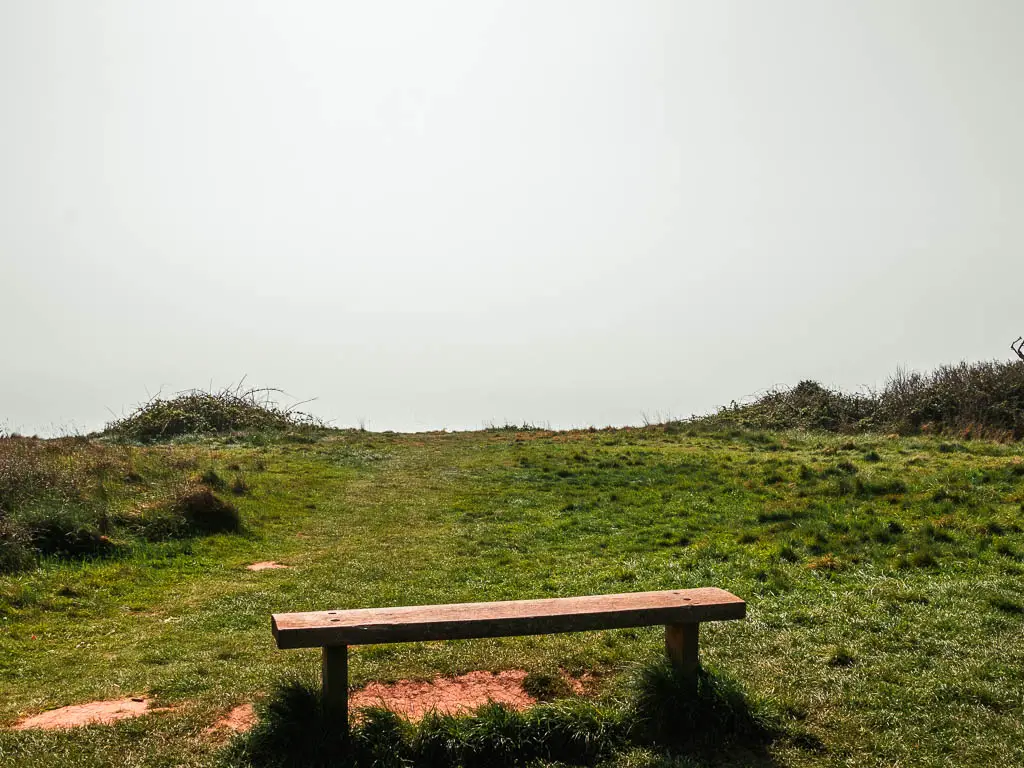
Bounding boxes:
206 703 258 738
11 672 581 733
246 561 290 571
350 670 536 720
13 698 169 730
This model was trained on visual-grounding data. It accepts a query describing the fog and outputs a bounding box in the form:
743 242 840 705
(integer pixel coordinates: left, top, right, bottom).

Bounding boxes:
3 1 1022 434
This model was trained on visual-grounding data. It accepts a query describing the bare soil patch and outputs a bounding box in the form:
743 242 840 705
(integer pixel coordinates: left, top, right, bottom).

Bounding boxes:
13 698 169 730
205 703 257 739
351 670 536 720
246 561 290 571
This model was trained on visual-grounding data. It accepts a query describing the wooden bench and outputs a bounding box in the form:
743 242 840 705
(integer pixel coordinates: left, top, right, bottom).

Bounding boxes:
272 587 745 729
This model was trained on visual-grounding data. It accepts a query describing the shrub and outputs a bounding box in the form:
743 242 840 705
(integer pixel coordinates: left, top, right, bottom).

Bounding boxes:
878 362 1024 438
688 380 876 434
678 358 1024 439
522 670 573 702
104 385 323 442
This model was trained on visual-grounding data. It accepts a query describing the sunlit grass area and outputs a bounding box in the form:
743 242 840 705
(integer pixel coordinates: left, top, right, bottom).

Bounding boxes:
1 425 1023 766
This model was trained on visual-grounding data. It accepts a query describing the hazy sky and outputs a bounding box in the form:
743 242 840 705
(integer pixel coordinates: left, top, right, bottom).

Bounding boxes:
2 1 1022 434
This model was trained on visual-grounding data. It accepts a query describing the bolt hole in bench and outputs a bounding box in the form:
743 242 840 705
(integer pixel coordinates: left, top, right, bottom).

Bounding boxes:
272 587 745 736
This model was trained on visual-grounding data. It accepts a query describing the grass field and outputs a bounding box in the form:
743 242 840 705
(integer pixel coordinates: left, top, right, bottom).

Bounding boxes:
1 425 1023 766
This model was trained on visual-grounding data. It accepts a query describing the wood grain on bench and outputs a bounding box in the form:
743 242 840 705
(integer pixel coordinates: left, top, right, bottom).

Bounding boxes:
272 587 745 649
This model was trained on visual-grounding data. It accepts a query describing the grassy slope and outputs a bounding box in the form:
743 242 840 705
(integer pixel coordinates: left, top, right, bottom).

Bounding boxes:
1 427 1023 767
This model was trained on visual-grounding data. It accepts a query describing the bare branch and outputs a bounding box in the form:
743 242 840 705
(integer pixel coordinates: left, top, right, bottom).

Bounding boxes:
1012 337 1024 362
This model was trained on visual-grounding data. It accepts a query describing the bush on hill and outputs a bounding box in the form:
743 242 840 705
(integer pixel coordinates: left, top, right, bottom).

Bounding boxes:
877 361 1024 438
687 359 1024 439
103 385 323 442
694 380 876 434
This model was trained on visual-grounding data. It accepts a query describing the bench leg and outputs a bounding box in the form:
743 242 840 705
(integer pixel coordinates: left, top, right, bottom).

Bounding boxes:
321 645 349 738
665 623 699 682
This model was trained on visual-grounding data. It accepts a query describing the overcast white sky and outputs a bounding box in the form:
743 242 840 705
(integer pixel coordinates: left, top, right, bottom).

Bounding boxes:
2 1 1022 434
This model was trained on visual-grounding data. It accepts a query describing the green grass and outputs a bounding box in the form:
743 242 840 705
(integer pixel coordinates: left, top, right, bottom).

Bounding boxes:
1 426 1023 766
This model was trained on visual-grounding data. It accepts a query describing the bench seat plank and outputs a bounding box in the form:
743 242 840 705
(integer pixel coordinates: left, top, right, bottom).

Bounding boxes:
272 587 744 649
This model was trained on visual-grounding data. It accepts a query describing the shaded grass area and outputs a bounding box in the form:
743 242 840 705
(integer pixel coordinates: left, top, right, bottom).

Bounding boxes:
0 426 1023 766
227 660 777 768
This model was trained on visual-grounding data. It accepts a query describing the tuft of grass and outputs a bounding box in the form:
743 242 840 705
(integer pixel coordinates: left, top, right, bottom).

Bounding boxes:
826 647 857 667
172 485 241 535
522 670 574 702
230 475 251 496
232 679 348 768
629 659 777 752
134 485 241 540
350 707 415 767
200 468 226 490
777 543 800 563
521 698 628 765
417 699 627 768
902 547 940 569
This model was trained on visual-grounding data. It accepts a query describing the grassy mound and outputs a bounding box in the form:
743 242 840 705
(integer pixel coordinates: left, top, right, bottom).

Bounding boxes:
104 386 323 442
687 360 1024 439
231 661 777 768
